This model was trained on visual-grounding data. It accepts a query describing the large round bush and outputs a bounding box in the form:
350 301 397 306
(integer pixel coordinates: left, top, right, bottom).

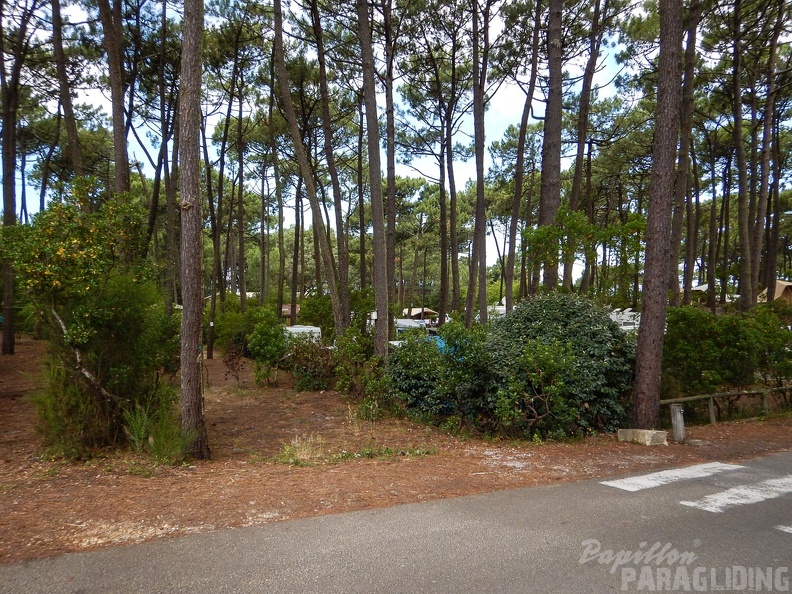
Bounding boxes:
488 293 635 436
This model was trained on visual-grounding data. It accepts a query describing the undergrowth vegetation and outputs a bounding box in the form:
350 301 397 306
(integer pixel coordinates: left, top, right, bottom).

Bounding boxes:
11 196 790 463
11 197 184 460
663 305 792 397
387 294 636 440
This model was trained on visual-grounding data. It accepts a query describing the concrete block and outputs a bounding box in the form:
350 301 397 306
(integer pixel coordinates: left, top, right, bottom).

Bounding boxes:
617 429 668 446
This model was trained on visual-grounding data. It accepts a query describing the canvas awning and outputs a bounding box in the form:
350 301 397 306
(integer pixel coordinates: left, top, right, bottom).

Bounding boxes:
402 307 438 319
758 280 792 305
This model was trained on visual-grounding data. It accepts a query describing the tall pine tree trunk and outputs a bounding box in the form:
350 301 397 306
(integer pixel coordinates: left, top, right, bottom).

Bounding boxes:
96 0 129 194
310 0 350 328
507 0 541 311
538 0 563 290
750 1 783 298
179 0 210 459
274 0 344 336
668 0 701 306
356 0 389 356
632 0 684 430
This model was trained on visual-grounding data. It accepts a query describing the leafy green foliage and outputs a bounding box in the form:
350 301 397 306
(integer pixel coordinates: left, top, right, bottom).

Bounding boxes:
287 334 334 391
494 340 578 439
663 307 721 395
388 322 497 429
122 387 191 464
432 322 495 425
749 307 792 385
332 326 394 420
388 295 635 439
11 197 180 458
387 332 448 416
299 293 335 341
247 308 288 386
663 306 792 397
210 301 267 355
355 364 393 421
332 326 375 394
32 275 179 457
488 294 635 435
34 360 110 459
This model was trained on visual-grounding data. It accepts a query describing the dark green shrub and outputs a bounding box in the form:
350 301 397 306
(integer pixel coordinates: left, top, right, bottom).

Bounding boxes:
388 322 495 428
122 386 190 464
488 293 635 436
433 322 495 426
387 333 446 415
211 304 273 356
288 334 334 391
388 296 633 438
744 306 792 386
663 306 792 397
33 276 179 457
34 359 111 459
333 326 375 395
299 294 335 341
212 310 246 353
713 313 758 389
494 339 578 438
768 300 792 327
358 362 393 420
663 307 722 396
247 309 288 386
11 197 182 459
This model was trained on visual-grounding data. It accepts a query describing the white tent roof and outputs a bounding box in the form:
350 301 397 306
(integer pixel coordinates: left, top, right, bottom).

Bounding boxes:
402 307 438 318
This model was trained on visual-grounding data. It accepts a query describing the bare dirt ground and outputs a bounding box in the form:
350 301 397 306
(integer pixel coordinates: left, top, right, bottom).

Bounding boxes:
1 334 791 565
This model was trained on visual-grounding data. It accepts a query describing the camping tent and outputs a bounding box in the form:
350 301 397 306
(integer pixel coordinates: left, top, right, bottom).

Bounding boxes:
402 307 438 319
758 280 792 305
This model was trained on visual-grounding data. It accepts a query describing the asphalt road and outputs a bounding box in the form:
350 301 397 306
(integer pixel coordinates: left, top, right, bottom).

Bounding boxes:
1 451 790 593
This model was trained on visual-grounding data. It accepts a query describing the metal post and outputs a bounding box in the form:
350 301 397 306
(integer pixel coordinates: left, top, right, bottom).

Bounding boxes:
670 404 685 444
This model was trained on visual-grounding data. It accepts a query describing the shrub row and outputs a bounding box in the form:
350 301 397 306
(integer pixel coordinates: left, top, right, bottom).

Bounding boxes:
662 305 792 398
387 294 636 440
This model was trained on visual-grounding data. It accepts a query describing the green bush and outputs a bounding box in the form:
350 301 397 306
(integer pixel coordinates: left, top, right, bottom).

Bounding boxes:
389 333 448 415
287 334 334 391
388 322 496 429
34 360 111 459
494 339 578 438
744 306 792 386
211 304 272 356
488 294 635 436
663 307 722 395
122 386 190 464
433 322 495 425
388 296 634 438
299 294 335 341
332 326 375 394
247 309 288 386
663 305 792 397
12 197 184 459
356 362 393 420
212 310 246 353
32 276 179 457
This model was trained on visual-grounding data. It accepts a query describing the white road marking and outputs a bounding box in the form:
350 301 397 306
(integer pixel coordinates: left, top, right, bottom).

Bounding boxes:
680 475 792 513
775 525 792 535
600 462 743 492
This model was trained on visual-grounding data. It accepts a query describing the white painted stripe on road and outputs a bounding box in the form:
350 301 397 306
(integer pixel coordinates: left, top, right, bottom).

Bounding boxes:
775 525 792 535
680 475 792 513
600 462 743 492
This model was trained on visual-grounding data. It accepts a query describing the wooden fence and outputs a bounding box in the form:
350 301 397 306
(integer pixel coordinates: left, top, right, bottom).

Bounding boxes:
659 386 792 424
